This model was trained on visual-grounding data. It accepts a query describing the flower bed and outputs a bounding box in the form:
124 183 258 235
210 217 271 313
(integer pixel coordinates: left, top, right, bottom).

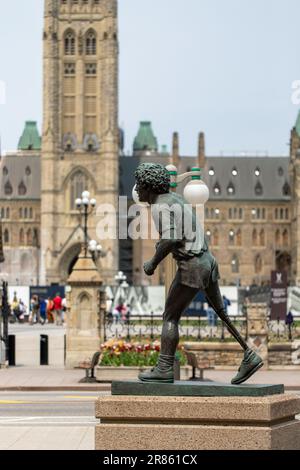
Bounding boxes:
96 339 190 382
99 339 187 367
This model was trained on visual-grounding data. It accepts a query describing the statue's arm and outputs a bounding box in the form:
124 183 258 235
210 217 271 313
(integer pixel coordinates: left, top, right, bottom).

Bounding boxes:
144 237 180 276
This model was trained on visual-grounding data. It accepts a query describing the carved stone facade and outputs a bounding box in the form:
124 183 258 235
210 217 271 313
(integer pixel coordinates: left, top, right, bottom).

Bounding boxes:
121 126 294 287
41 0 119 285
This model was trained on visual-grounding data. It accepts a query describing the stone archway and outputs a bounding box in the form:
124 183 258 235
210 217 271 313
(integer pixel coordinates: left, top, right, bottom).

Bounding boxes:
58 243 82 283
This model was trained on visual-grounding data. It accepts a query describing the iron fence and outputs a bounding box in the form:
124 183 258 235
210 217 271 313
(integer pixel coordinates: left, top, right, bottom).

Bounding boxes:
103 312 247 342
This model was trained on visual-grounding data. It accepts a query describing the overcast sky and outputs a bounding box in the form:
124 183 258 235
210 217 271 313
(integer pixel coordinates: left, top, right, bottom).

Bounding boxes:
1 0 300 156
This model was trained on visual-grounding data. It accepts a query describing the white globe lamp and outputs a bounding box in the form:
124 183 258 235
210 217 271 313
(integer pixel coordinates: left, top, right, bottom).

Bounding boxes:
183 168 209 205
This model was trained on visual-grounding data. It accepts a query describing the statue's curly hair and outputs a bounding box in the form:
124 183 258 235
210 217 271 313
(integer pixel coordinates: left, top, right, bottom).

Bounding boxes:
135 163 170 194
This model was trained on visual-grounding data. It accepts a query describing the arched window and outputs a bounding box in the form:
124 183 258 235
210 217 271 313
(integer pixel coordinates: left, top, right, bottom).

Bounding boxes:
70 170 89 210
26 229 32 246
236 229 242 246
19 229 24 245
4 229 9 244
275 229 281 246
206 229 211 244
252 229 257 246
64 30 76 55
213 229 219 246
86 30 96 55
33 229 39 247
282 229 289 247
259 229 265 246
229 229 235 245
231 254 239 273
255 254 262 274
6 208 10 219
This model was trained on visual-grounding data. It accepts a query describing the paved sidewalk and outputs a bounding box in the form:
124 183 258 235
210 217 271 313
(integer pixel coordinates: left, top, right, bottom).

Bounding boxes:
0 366 110 391
0 366 300 390
0 426 94 450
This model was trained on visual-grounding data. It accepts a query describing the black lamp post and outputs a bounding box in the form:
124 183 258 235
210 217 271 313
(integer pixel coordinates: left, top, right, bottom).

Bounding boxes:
75 191 97 258
0 219 9 364
0 218 4 264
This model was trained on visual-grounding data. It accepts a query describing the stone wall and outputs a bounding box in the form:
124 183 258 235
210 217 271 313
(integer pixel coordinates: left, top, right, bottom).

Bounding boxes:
184 340 300 368
184 342 244 367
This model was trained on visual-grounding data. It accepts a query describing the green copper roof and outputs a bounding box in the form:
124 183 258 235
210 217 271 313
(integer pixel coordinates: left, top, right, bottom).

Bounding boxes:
133 121 158 152
18 121 41 151
296 111 300 137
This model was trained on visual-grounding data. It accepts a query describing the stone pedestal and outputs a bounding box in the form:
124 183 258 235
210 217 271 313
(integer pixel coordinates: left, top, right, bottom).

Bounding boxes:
95 383 300 450
65 251 103 368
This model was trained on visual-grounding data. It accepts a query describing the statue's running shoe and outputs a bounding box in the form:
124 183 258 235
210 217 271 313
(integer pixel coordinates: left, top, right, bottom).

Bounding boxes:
138 354 174 383
138 366 174 383
231 349 263 385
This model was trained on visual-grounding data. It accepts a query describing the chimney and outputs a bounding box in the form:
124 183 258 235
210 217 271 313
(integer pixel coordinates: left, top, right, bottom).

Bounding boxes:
198 132 205 170
172 132 180 170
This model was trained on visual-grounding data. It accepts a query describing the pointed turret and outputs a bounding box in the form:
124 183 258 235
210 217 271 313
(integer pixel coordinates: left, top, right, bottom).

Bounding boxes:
18 122 41 151
133 122 158 155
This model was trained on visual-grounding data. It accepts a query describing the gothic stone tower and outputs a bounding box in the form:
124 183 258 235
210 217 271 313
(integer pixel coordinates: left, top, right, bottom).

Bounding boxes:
290 112 300 284
41 0 119 284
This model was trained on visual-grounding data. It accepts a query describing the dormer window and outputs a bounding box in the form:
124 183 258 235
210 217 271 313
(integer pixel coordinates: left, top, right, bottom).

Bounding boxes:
254 167 260 177
282 181 291 196
227 182 235 195
214 182 221 195
278 167 284 177
232 168 238 176
255 181 263 196
4 180 13 196
18 181 27 196
209 168 215 176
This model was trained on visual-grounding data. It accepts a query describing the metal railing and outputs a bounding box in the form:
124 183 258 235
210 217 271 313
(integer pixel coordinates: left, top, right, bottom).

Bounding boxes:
103 312 247 343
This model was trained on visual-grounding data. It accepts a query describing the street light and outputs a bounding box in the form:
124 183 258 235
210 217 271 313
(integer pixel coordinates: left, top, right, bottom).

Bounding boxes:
75 191 97 258
88 239 104 259
114 271 129 307
115 270 127 286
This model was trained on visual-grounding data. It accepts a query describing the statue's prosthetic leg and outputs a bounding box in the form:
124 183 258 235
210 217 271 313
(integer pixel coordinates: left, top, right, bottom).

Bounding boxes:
139 272 263 384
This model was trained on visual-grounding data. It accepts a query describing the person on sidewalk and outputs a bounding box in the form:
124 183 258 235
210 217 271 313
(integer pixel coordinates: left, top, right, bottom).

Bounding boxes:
135 163 263 385
53 293 63 326
46 297 55 323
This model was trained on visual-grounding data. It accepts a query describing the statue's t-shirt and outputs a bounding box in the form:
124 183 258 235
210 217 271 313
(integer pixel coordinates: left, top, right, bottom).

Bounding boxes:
151 192 220 289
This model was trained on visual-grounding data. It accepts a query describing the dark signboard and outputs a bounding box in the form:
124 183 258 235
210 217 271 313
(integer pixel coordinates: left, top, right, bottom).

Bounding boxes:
185 291 206 316
29 286 65 301
270 271 287 320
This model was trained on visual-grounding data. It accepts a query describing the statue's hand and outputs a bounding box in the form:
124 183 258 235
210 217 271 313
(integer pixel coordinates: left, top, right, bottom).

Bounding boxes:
144 260 156 276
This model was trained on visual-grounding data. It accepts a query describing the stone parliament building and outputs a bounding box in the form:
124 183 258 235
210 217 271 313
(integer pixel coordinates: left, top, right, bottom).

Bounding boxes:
0 0 299 289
